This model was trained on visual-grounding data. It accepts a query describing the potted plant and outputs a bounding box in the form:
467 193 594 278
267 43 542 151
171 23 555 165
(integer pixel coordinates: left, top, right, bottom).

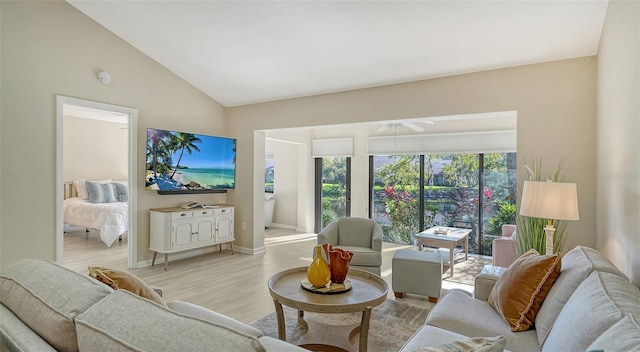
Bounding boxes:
514 159 568 256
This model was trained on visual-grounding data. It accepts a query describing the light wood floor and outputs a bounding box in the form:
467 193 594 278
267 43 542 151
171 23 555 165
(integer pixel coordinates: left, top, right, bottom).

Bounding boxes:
63 228 488 324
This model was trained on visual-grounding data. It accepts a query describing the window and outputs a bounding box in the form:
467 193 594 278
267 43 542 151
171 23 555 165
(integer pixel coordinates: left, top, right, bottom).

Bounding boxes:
370 152 517 255
315 157 351 232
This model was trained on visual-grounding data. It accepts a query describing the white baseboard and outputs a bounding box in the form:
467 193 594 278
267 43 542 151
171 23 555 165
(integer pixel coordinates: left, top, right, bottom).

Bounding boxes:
136 243 265 268
268 222 297 230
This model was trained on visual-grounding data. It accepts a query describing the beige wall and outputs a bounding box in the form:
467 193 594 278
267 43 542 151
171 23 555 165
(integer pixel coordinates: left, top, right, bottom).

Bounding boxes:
597 0 640 286
0 1 226 268
229 57 598 261
271 139 300 228
3 1 636 287
63 116 128 181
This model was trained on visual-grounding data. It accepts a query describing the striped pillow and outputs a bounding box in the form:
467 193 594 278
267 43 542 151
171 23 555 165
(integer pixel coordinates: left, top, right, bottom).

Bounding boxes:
86 181 118 203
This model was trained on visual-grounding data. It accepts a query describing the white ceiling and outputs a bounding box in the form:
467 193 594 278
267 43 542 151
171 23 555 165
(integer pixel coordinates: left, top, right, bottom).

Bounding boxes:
68 0 608 108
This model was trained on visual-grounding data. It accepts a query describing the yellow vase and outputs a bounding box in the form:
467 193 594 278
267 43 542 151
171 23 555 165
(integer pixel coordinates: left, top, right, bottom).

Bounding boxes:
307 245 331 287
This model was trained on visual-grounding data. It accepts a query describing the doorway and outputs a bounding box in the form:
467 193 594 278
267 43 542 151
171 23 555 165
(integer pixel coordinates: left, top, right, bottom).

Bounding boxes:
55 96 138 268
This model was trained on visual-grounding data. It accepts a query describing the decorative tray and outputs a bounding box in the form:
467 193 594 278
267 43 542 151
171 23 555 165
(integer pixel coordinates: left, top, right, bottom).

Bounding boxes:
300 278 352 294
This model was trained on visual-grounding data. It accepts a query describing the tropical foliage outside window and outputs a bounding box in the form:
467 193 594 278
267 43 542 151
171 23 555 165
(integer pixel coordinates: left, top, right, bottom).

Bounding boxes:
372 153 517 255
320 157 349 228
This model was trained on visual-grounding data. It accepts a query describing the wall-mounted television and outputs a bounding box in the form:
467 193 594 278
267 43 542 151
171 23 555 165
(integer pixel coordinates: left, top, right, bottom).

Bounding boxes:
145 128 236 194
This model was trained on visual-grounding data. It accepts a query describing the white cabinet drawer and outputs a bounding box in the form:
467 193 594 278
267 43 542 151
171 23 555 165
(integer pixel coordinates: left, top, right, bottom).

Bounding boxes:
171 211 193 220
194 209 215 218
214 207 233 216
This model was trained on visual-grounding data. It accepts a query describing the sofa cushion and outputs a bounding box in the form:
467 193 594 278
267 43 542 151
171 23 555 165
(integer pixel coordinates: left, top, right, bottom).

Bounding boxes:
535 245 628 345
0 259 113 352
400 325 475 352
586 314 640 352
488 249 561 332
416 335 506 352
426 289 539 352
542 271 640 351
336 246 382 266
88 266 166 306
76 290 267 352
0 304 57 352
167 300 263 338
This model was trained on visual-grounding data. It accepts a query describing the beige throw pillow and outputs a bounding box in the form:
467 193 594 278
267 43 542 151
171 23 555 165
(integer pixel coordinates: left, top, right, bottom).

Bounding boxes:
89 266 166 307
488 249 561 332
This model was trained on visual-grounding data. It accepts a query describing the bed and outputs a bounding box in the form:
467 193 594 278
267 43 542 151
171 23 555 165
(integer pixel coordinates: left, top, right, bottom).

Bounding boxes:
63 180 128 247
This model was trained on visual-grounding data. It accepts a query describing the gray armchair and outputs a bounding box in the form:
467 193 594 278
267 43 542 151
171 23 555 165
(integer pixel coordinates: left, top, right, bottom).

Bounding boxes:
317 217 383 275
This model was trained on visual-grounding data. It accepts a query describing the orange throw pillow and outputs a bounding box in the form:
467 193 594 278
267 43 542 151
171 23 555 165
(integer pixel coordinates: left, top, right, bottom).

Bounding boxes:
488 249 561 332
89 266 166 307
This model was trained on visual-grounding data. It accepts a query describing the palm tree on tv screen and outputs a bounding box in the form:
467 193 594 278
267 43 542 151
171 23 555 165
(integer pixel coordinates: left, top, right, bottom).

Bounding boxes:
169 133 202 179
147 129 172 179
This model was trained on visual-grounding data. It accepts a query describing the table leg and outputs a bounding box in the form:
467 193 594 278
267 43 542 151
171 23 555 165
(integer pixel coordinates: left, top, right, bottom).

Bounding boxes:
297 310 308 331
151 251 157 266
273 299 286 340
449 246 455 277
163 253 168 271
357 307 373 352
464 235 469 261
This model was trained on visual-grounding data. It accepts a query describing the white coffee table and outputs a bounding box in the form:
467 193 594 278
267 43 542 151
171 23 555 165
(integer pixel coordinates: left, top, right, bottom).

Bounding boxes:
415 227 471 277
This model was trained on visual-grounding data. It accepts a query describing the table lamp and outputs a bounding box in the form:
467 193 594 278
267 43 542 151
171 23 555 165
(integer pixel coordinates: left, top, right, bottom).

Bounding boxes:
519 181 579 255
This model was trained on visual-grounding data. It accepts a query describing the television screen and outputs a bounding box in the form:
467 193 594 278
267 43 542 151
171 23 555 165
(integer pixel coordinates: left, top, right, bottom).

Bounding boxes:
145 128 236 192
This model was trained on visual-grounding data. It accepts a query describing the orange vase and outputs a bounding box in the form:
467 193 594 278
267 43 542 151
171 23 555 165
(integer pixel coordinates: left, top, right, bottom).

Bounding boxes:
323 243 353 284
307 245 331 287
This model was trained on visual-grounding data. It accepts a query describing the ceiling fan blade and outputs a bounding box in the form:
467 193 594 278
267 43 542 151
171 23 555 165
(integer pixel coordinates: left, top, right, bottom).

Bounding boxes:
402 122 425 132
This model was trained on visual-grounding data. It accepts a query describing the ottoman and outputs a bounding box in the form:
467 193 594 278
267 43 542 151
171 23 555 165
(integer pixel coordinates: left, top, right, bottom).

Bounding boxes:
392 249 443 303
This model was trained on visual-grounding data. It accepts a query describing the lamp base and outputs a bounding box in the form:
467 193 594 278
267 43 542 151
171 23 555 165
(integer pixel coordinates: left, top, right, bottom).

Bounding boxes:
544 225 556 255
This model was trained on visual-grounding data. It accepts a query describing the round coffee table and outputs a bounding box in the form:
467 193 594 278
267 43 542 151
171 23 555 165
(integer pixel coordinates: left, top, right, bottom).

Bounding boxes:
267 267 388 352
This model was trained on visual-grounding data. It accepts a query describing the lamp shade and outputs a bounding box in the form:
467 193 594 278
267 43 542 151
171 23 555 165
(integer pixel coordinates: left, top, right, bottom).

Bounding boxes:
520 181 579 221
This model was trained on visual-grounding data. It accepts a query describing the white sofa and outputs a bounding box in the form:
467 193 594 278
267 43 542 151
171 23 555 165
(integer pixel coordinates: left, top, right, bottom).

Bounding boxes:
400 246 640 352
0 259 306 352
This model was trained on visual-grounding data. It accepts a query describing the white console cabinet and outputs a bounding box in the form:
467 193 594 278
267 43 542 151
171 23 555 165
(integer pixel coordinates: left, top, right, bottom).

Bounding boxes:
150 206 234 270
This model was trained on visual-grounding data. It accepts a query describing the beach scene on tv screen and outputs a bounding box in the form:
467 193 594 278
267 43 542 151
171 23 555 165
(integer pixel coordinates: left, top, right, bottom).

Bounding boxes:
146 128 236 191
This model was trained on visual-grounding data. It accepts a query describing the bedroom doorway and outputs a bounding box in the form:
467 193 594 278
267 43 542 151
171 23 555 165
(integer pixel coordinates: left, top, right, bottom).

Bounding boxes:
55 96 138 269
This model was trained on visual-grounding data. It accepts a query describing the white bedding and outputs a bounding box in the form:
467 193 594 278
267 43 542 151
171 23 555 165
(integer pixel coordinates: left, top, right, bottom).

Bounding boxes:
63 197 128 247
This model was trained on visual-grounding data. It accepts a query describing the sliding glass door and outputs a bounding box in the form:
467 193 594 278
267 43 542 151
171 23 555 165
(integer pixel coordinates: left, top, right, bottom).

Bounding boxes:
370 152 517 255
314 157 351 232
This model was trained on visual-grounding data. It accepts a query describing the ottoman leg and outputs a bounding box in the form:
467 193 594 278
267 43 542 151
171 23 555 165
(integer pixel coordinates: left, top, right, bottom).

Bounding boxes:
394 292 404 298
428 297 438 303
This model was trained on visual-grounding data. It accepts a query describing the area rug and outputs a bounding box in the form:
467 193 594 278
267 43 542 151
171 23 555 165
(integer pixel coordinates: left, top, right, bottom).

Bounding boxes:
250 299 430 352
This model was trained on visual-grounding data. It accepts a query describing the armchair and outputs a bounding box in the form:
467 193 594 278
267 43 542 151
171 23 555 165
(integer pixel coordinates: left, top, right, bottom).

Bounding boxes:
317 217 383 275
491 224 517 268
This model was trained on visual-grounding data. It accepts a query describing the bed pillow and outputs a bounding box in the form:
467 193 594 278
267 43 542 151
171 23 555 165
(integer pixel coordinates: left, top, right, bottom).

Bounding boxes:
488 249 561 332
74 179 111 200
88 266 166 307
86 181 118 203
112 182 128 202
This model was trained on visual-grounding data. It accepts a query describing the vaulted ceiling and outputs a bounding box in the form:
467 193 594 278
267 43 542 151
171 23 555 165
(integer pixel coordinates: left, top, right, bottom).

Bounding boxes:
68 1 609 107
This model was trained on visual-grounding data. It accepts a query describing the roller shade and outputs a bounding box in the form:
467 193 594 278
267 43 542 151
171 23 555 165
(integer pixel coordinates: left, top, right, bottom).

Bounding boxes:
312 138 354 157
367 130 516 155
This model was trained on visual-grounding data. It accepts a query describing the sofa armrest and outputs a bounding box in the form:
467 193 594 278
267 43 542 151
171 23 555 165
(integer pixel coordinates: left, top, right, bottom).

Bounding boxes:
166 301 263 338
473 265 507 300
371 223 383 251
